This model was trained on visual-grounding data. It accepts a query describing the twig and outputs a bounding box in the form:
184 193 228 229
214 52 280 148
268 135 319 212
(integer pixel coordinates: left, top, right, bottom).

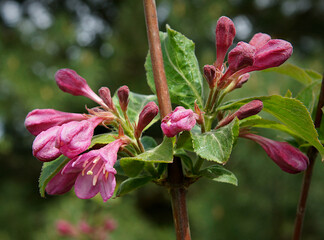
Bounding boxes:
143 1 191 239
292 74 324 240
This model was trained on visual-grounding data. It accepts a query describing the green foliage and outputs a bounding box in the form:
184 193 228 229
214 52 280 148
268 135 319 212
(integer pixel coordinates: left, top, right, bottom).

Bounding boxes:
219 95 324 158
192 119 239 164
38 156 70 197
264 63 321 85
116 176 153 197
145 25 204 109
88 133 118 148
199 165 238 186
296 80 321 114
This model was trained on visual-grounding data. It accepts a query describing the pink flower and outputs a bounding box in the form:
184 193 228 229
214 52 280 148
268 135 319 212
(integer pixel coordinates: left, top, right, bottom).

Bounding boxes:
117 85 130 112
242 133 309 174
32 126 61 161
249 33 271 50
135 101 159 138
203 65 217 89
99 87 115 111
227 42 256 74
55 117 103 159
161 106 197 137
46 139 127 201
55 69 107 107
215 16 236 70
56 220 78 237
216 100 263 129
25 109 87 136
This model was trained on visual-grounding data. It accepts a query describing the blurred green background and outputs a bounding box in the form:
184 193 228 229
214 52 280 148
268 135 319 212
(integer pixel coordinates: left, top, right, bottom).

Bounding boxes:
1 0 324 239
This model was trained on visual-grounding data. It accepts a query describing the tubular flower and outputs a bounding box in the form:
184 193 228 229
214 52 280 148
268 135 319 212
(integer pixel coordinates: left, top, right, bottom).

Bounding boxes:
242 133 309 174
161 106 197 137
25 109 87 136
55 69 107 108
46 139 127 201
135 101 159 138
55 117 104 159
216 100 263 129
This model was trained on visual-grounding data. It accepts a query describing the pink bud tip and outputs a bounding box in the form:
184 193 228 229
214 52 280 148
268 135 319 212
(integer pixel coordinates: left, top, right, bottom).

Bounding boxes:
135 102 159 138
243 133 309 174
117 85 130 112
161 106 197 137
249 33 271 50
235 100 263 120
215 16 236 69
203 65 217 88
228 42 256 74
55 69 106 107
235 73 250 89
99 87 115 111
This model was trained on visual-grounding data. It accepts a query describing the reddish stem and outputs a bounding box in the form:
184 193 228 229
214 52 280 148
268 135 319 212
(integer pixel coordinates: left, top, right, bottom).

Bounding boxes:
293 74 324 240
143 1 191 239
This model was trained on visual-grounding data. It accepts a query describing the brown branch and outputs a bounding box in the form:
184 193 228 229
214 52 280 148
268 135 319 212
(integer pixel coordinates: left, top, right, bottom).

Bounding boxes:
143 1 191 239
293 74 324 240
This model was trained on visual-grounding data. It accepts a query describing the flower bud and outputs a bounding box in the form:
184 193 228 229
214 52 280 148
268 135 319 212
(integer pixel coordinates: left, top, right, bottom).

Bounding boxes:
78 220 93 234
252 39 293 70
104 219 118 231
203 65 217 89
228 42 256 74
32 126 61 161
235 73 250 89
25 109 87 136
161 106 197 137
56 220 78 237
99 87 116 112
242 133 309 173
135 102 159 138
216 100 263 129
215 16 236 70
55 117 103 159
117 85 129 112
55 69 106 107
249 33 271 50
235 100 263 120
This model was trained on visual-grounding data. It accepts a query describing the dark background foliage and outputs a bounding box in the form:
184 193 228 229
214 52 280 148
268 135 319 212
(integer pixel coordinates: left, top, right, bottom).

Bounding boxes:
0 0 323 239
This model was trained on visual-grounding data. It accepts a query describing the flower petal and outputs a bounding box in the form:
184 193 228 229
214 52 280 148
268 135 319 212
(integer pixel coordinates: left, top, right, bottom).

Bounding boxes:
99 173 116 202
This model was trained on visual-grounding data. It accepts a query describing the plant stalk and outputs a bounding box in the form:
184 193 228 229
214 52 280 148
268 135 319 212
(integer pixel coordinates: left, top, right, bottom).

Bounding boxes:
292 74 324 240
143 1 191 239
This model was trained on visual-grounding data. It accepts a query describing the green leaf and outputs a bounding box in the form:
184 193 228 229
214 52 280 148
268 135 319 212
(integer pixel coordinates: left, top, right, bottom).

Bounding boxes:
120 137 174 163
141 136 158 150
176 131 194 151
120 160 145 178
145 25 204 109
116 176 152 197
296 80 321 114
38 155 70 197
192 119 239 164
263 63 313 85
113 91 159 130
200 165 238 186
240 117 300 139
89 133 117 149
219 95 324 158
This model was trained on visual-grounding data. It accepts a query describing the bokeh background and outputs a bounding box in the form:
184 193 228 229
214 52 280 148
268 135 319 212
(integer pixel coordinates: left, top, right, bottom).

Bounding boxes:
1 0 324 239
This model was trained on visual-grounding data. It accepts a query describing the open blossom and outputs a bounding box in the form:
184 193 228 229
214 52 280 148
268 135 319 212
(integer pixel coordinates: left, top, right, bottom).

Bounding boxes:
25 109 87 136
161 106 197 137
46 139 127 201
242 133 309 174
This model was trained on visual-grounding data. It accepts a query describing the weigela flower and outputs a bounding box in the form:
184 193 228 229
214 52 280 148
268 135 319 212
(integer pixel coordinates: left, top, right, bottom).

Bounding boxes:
25 109 87 136
161 106 197 137
55 69 107 108
216 100 263 129
242 133 309 174
117 85 130 112
135 101 159 138
46 139 127 201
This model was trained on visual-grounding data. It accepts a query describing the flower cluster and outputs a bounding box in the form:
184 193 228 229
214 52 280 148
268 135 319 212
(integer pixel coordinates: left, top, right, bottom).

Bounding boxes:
25 69 159 201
